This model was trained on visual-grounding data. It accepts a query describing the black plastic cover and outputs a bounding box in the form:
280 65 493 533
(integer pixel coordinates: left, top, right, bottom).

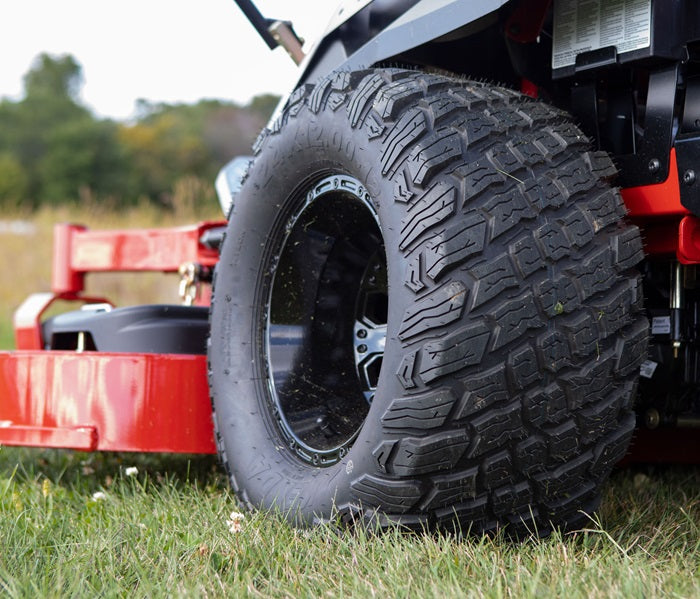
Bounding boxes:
42 304 209 355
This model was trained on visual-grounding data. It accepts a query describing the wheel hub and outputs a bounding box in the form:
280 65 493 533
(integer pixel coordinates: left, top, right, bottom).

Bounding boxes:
265 174 387 466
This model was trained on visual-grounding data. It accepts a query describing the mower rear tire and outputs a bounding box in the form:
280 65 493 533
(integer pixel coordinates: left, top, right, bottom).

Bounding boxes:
208 69 648 534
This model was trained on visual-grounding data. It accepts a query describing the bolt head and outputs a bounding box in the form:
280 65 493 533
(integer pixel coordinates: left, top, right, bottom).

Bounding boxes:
684 169 696 185
645 408 660 429
648 158 660 173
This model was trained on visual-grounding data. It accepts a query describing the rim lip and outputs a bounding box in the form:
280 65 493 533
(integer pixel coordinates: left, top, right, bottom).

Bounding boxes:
264 173 382 467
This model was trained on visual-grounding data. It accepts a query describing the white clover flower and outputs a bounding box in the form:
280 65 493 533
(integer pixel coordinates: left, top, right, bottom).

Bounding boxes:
227 511 245 533
92 491 107 501
125 466 139 477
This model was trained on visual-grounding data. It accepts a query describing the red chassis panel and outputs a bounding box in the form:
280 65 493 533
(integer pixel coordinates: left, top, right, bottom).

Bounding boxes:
51 222 220 295
0 221 224 453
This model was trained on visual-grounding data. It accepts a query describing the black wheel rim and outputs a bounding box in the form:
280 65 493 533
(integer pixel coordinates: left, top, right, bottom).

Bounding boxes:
265 174 387 466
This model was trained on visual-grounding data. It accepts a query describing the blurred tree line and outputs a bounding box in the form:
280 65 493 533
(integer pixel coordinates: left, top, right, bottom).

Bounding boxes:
0 53 278 209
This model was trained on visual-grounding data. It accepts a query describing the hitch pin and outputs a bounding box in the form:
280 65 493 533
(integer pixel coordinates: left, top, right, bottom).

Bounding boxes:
671 262 684 358
178 262 199 306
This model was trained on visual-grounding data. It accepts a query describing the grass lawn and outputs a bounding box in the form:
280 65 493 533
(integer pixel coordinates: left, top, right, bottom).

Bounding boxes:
0 447 698 597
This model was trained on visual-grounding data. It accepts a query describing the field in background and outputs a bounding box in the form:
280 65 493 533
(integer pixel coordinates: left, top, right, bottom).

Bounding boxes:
0 181 222 349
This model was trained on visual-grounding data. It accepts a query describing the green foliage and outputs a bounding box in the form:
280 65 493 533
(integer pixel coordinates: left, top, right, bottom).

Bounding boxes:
0 153 28 207
0 53 278 209
39 118 129 203
23 53 83 101
248 93 280 118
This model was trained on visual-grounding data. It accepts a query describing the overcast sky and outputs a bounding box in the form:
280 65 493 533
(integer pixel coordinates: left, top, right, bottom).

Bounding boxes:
0 0 339 120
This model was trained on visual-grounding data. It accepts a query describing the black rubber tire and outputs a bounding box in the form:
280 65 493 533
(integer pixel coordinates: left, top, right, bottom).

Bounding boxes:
209 69 648 534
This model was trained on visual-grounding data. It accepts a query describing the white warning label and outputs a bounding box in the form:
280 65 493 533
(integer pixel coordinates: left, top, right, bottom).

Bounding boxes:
552 0 651 70
639 359 658 379
651 316 671 335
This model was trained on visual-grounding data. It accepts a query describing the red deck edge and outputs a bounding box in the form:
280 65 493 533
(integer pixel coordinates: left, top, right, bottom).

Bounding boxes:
0 351 216 453
621 149 688 219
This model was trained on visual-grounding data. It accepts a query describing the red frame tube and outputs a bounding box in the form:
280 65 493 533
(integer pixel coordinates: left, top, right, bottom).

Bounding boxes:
621 149 700 263
52 221 222 295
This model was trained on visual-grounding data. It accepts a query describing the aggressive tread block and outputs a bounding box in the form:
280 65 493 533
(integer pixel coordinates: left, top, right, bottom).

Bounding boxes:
424 213 487 281
400 181 457 249
382 108 428 176
381 388 456 430
407 129 464 185
421 466 479 511
388 430 470 476
490 292 543 350
419 322 491 384
350 474 423 513
398 281 467 340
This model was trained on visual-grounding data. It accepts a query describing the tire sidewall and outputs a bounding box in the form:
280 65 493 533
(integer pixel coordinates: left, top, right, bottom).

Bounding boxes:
210 102 407 521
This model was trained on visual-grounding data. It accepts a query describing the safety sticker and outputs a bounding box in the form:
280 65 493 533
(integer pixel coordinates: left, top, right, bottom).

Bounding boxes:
651 316 671 335
639 360 658 379
552 0 651 69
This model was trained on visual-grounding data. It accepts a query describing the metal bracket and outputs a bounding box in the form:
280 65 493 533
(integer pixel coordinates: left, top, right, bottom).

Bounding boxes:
675 134 700 215
616 64 679 188
269 21 305 65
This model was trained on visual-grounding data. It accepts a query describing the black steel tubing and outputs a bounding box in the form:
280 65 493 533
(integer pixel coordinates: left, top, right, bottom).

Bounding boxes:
233 0 278 49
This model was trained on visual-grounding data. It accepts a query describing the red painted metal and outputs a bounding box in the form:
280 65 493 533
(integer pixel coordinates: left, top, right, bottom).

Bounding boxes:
677 215 700 264
52 221 224 295
53 224 86 295
14 220 226 352
0 425 98 451
639 221 679 257
0 351 216 453
14 292 112 351
619 149 700 261
621 149 688 218
505 0 551 43
0 220 225 453
14 292 60 351
520 78 538 99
